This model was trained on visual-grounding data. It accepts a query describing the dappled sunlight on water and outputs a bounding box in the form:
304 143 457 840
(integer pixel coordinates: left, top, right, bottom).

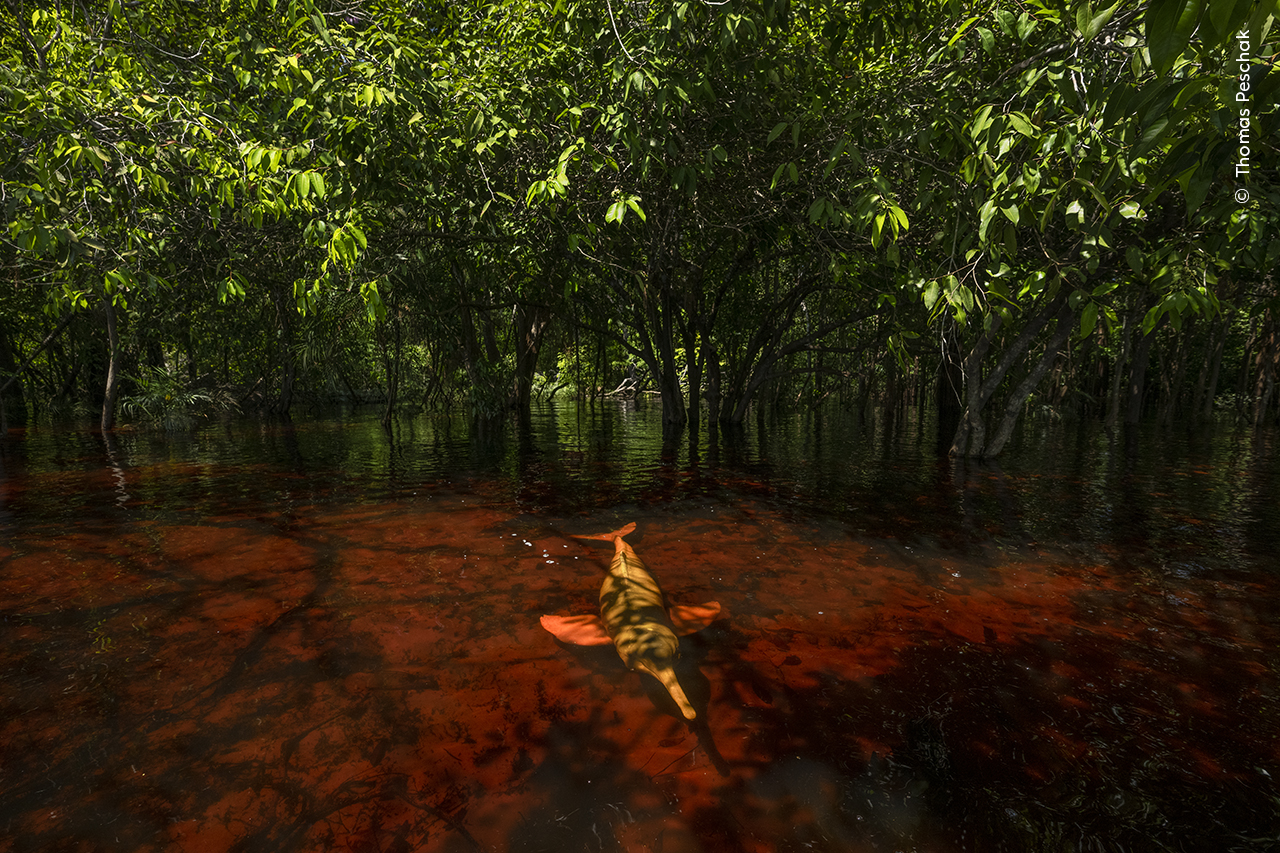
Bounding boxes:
1 407 1278 851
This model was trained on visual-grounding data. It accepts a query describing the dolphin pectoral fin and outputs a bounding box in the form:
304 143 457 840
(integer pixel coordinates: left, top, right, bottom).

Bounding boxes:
668 602 723 636
634 660 697 720
540 614 614 646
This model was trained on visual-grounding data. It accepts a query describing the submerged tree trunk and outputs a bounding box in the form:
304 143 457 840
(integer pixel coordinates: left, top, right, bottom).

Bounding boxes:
1193 315 1229 422
682 316 703 430
936 331 964 452
267 284 296 417
101 296 121 431
512 302 551 415
950 292 1068 457
1253 308 1279 429
704 339 721 424
1105 307 1136 430
1 312 75 433
1125 318 1160 426
0 319 24 431
984 304 1074 457
378 313 403 429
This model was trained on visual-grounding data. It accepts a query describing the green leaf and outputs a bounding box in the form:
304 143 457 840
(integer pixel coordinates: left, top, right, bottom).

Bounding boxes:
1079 0 1120 41
1075 1 1093 36
1208 0 1253 39
979 199 999 241
995 9 1016 37
1183 164 1212 215
625 197 646 221
948 15 980 46
311 13 333 47
923 280 940 310
1141 303 1164 336
606 200 625 223
1076 180 1112 217
1145 0 1203 76
1007 112 1037 137
1134 116 1171 156
767 122 787 144
1080 301 1099 337
1002 224 1018 255
771 163 786 190
970 104 994 141
1065 199 1086 229
1126 245 1145 274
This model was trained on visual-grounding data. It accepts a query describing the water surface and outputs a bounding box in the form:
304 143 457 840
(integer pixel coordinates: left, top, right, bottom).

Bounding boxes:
1 403 1277 852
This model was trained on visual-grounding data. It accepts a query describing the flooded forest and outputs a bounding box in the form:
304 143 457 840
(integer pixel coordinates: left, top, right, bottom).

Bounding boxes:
1 0 1279 851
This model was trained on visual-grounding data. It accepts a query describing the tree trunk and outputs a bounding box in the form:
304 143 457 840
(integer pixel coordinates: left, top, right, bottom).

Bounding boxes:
642 280 687 426
1125 319 1159 426
936 333 964 452
984 304 1074 458
1253 309 1279 429
1105 308 1136 430
683 319 702 429
267 284 296 417
951 293 1069 456
1197 316 1228 421
0 319 24 425
512 303 551 415
101 296 121 431
2 311 76 430
1158 318 1193 425
379 314 402 429
704 339 721 424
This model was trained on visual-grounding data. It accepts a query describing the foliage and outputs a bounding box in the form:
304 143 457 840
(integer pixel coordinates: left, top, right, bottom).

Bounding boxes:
118 365 239 429
0 0 1277 450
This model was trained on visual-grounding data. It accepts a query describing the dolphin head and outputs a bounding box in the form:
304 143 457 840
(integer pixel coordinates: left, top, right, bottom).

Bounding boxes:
616 626 695 719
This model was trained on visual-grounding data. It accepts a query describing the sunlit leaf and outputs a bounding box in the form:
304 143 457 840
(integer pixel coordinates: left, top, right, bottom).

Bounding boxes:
1146 0 1203 76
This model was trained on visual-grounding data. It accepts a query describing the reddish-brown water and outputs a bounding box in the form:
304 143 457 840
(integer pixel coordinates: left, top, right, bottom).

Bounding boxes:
1 405 1278 852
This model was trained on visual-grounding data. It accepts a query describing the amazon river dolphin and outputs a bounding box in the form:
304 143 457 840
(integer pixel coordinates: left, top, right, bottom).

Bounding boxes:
540 522 721 720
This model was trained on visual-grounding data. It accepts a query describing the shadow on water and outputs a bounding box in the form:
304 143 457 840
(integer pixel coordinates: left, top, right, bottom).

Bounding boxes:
0 403 1278 851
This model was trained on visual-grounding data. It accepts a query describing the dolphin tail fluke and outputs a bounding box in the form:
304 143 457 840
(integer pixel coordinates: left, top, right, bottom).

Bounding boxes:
571 521 637 543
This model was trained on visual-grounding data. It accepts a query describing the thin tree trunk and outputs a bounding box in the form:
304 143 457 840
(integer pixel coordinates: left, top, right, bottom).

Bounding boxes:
1198 316 1228 421
683 319 702 429
1159 318 1193 425
380 314 402 429
951 293 1069 456
0 320 23 428
704 339 721 424
1253 310 1278 429
512 303 550 415
984 304 1074 458
1105 309 1135 429
1125 319 1159 426
101 296 121 431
